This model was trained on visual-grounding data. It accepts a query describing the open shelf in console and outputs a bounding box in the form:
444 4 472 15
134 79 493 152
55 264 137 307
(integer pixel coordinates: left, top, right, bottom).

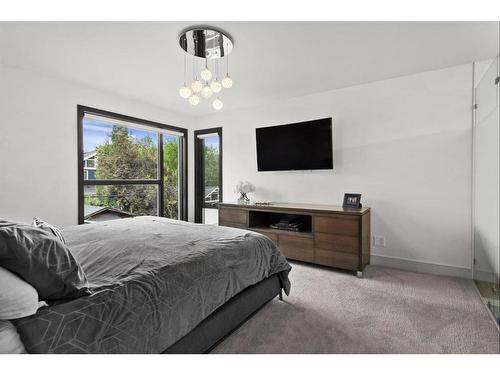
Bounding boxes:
248 210 313 237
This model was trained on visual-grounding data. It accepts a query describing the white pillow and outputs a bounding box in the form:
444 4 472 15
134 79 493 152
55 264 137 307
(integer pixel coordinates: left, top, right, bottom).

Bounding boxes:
0 320 26 353
0 266 47 319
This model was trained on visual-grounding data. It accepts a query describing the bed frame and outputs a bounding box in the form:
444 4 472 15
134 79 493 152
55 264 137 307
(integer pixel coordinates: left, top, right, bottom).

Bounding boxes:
162 274 283 353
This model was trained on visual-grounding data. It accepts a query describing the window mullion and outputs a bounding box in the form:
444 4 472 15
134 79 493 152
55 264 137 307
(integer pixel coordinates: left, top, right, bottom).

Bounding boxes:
158 133 164 218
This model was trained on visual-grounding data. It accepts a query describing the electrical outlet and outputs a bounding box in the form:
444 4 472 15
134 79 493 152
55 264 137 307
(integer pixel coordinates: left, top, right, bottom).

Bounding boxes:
373 235 386 247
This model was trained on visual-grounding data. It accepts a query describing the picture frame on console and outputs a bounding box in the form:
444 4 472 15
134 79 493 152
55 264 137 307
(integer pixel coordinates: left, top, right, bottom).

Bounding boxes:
343 193 362 209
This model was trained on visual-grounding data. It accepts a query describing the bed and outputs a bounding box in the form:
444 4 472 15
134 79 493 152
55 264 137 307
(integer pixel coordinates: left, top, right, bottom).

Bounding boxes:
11 216 291 353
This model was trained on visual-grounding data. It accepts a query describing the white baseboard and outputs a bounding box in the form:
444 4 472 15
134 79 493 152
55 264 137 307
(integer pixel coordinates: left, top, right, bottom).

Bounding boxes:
370 254 472 279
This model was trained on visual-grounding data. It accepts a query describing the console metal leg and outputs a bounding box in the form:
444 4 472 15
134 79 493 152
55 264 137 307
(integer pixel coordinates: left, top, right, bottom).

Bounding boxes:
356 271 363 278
278 290 283 300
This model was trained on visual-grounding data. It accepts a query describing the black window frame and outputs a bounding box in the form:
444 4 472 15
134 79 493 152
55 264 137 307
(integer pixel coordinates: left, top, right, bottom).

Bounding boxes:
77 105 188 224
194 127 223 223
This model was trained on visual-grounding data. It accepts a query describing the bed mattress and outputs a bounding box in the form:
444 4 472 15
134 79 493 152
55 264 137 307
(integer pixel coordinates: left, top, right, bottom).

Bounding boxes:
12 216 291 353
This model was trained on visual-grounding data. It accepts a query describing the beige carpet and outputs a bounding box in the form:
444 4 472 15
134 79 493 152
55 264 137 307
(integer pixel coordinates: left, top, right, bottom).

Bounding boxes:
212 262 500 354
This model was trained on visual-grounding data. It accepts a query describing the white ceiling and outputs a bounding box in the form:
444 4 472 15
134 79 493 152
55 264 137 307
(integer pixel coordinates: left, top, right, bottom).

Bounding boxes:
0 22 497 116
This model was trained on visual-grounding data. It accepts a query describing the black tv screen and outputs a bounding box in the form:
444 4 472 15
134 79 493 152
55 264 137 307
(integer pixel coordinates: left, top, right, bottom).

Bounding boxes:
256 118 333 171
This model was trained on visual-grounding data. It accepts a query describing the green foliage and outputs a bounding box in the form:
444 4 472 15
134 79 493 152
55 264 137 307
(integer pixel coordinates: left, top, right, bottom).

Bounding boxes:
204 144 219 187
85 126 180 219
95 126 157 180
163 140 179 219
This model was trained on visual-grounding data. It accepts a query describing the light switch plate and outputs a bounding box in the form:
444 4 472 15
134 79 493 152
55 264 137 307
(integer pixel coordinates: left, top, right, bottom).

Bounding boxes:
373 235 386 247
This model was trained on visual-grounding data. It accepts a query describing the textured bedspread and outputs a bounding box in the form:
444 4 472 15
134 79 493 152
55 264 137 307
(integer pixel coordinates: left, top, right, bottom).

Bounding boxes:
12 216 291 353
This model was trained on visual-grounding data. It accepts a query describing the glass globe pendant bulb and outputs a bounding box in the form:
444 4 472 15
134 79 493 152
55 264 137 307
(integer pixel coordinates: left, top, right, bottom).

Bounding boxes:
200 68 212 81
179 85 192 99
201 85 213 99
188 94 200 106
212 98 223 111
221 74 233 89
191 79 203 93
210 79 222 93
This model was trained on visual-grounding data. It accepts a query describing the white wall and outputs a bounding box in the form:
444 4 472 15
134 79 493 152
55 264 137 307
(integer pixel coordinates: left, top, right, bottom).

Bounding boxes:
196 64 475 277
0 63 196 227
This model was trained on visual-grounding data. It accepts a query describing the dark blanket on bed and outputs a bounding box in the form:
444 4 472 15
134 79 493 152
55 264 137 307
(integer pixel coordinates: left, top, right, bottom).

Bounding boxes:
12 216 291 353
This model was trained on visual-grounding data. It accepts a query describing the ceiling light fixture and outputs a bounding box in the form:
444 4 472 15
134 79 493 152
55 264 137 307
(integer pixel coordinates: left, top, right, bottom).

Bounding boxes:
178 54 192 98
210 79 222 93
210 60 222 93
200 60 212 81
178 27 234 111
201 85 213 98
191 79 203 93
221 74 233 89
188 94 200 106
212 97 223 111
221 47 233 89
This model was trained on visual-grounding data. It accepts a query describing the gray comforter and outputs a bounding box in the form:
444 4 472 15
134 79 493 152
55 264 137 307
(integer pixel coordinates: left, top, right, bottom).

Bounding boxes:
12 216 291 353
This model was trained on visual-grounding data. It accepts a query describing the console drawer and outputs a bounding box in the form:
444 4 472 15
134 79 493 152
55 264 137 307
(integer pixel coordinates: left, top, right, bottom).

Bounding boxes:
314 215 359 236
315 232 359 254
219 208 247 225
278 235 314 263
314 249 358 271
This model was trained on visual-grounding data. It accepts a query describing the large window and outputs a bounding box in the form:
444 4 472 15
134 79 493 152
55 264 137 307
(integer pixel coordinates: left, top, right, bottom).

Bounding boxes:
77 106 187 224
194 128 222 224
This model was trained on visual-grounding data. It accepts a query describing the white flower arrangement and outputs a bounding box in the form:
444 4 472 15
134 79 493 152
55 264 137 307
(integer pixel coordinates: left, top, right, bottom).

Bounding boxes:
234 180 255 194
234 180 255 202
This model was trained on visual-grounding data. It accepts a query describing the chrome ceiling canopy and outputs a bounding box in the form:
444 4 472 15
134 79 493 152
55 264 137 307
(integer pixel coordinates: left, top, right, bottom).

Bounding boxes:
179 27 233 59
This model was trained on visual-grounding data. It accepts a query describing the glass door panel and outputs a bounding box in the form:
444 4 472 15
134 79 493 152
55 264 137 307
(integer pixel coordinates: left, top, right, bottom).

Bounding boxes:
195 128 222 224
473 57 500 325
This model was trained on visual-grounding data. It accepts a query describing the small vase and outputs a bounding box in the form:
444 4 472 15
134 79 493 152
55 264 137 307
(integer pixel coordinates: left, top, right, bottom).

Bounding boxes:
237 192 250 203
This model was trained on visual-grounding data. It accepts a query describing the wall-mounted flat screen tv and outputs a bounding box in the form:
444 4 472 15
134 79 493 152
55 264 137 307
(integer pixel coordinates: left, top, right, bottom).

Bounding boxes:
256 117 333 171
